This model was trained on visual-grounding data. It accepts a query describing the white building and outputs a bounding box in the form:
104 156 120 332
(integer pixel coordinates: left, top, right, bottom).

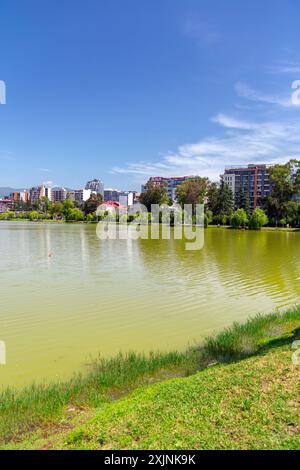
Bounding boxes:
74 189 93 204
222 173 236 195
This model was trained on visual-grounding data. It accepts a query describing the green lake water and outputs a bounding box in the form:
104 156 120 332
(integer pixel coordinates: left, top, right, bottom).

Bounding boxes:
0 222 299 387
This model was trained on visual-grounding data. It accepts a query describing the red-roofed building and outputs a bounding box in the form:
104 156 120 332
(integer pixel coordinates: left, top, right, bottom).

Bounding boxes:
0 199 13 213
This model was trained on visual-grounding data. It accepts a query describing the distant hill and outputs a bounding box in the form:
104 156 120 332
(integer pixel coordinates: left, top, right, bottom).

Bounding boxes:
0 187 26 198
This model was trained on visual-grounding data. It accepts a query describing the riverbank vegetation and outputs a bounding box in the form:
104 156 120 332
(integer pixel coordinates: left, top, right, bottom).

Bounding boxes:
1 160 300 229
0 307 299 449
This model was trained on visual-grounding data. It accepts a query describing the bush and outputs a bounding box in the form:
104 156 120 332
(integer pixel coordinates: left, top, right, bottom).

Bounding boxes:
230 209 248 228
249 208 268 230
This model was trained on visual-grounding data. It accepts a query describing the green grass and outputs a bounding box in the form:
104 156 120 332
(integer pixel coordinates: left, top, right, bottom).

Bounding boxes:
0 351 196 445
1 307 300 449
65 342 300 450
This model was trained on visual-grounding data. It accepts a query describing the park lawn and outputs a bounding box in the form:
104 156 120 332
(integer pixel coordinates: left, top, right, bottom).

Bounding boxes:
63 339 300 450
1 309 300 450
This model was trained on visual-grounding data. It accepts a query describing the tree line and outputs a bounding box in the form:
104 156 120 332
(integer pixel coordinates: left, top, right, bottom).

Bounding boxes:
139 159 300 229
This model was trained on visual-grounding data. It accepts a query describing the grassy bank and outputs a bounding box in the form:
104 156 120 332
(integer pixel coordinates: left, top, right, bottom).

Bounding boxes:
1 308 300 449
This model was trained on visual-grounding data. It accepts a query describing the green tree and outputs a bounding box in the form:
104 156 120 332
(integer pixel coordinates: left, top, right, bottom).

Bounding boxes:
50 201 64 218
264 160 299 225
62 198 74 219
175 177 209 215
65 208 84 221
239 189 250 217
249 208 268 230
83 193 103 215
29 211 40 221
231 208 248 229
206 182 220 214
139 183 169 212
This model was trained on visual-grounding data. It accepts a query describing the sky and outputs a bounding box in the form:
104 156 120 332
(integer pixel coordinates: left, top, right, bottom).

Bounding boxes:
1 0 300 191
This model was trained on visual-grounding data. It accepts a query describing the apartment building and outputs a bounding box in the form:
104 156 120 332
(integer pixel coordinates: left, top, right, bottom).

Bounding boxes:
51 187 67 202
222 164 271 210
11 191 29 203
142 176 197 201
85 179 104 197
74 189 93 204
0 199 12 213
29 186 46 202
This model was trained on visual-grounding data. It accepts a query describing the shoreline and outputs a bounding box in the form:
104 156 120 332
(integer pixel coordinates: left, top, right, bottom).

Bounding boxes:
1 307 299 449
1 219 300 232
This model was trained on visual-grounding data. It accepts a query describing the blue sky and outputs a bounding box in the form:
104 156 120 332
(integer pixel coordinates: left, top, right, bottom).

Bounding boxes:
1 0 300 190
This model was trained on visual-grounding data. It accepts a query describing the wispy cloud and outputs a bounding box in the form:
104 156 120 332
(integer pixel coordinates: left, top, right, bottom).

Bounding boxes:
42 180 54 187
267 60 300 75
112 114 300 182
38 168 51 173
235 81 294 108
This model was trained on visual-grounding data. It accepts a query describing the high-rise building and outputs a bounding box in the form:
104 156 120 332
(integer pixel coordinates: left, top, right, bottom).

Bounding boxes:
85 179 104 197
44 187 52 202
51 187 67 203
222 164 271 210
74 189 92 204
104 189 121 202
142 176 198 201
29 186 46 202
11 191 29 203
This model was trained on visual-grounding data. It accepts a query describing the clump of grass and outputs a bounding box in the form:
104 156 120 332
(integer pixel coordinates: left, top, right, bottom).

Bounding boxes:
201 307 300 363
0 307 299 445
0 351 196 443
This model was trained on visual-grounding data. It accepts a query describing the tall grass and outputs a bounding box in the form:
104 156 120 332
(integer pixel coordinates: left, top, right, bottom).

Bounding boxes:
0 307 299 444
0 351 196 442
201 307 300 362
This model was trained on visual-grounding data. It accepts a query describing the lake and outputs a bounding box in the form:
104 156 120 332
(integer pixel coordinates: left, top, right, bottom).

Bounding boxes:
0 221 299 387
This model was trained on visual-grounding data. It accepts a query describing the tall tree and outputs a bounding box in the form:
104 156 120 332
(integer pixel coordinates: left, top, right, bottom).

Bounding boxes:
139 183 169 211
175 177 209 207
83 193 103 215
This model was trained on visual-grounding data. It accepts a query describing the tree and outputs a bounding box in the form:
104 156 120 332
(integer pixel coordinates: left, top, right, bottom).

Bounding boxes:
264 160 298 225
239 189 250 217
83 193 103 215
29 211 40 221
207 182 220 214
218 183 234 218
175 177 209 207
139 183 169 212
65 208 84 221
62 198 74 219
249 208 268 230
50 201 64 218
231 208 248 228
208 182 234 225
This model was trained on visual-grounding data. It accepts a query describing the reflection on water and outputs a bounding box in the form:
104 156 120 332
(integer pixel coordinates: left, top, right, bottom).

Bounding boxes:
0 222 299 387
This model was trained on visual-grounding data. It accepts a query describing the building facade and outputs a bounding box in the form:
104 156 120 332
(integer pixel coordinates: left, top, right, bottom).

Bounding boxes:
142 176 198 201
85 179 104 197
11 191 29 203
29 186 46 202
104 189 121 202
0 199 12 213
222 164 271 210
51 187 67 203
74 189 92 204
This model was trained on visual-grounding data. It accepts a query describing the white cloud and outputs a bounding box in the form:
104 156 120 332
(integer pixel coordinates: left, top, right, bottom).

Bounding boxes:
235 81 294 108
267 60 300 75
112 115 300 182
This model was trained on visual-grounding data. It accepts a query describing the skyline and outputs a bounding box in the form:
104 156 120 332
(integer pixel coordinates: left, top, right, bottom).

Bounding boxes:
1 0 300 190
